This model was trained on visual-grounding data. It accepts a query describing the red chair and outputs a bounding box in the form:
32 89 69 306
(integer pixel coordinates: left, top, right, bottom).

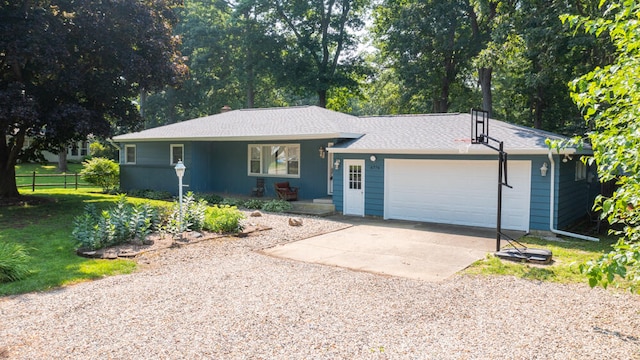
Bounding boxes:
274 181 298 201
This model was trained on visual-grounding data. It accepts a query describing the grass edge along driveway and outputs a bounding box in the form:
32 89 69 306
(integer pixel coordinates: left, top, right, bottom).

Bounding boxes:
0 189 137 296
0 188 624 296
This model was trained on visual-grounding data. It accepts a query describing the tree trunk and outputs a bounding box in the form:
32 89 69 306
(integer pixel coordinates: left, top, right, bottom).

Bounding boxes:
0 163 19 198
479 67 492 117
533 87 544 129
58 149 68 172
0 130 24 199
433 75 450 113
139 88 147 119
318 90 327 108
246 65 255 108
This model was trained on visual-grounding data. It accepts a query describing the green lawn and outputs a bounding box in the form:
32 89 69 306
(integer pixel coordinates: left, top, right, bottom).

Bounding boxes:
15 162 86 188
464 234 626 289
0 189 137 296
1 164 623 294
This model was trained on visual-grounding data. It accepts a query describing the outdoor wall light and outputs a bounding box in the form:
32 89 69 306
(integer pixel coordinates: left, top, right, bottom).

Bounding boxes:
370 155 377 162
334 159 341 170
319 146 326 159
540 162 548 177
174 160 186 231
562 154 573 163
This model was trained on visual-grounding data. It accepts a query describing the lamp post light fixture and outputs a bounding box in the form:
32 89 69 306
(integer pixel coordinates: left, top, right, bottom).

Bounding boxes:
174 160 186 232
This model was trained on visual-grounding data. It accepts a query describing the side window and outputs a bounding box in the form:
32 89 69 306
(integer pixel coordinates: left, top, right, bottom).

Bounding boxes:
171 144 184 165
575 161 587 181
125 145 136 164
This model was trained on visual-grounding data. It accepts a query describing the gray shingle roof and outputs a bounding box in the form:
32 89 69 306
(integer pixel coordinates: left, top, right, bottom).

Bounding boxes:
113 106 579 155
113 106 362 142
335 113 574 155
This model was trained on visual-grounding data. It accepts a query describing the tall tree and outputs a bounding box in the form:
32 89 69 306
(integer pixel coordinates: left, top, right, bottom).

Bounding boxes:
489 0 609 132
142 0 286 127
373 0 481 113
0 0 185 198
267 0 369 108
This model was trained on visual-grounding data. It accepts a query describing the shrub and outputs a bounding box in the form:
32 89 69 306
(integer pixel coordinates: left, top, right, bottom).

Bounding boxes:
127 189 172 200
195 193 223 205
203 205 245 233
261 199 293 213
182 192 207 231
221 197 244 207
162 192 208 235
0 242 32 283
243 199 264 209
72 196 158 250
89 140 118 160
80 157 119 193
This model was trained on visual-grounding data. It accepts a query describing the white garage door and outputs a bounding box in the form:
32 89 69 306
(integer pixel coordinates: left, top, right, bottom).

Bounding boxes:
384 159 531 231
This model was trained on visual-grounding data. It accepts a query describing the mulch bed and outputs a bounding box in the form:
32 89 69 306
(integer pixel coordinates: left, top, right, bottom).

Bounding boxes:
76 225 272 260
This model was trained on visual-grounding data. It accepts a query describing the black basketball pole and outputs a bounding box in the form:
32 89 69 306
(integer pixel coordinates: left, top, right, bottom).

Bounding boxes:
496 142 504 252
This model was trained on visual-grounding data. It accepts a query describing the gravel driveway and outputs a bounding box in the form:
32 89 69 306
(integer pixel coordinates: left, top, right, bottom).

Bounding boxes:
1 212 639 359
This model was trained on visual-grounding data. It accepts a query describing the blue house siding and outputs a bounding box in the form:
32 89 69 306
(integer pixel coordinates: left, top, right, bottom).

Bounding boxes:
120 139 335 199
333 153 576 231
556 158 599 228
119 142 193 192
529 155 552 231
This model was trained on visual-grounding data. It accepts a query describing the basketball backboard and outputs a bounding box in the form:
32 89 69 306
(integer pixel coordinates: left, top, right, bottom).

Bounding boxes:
471 108 489 144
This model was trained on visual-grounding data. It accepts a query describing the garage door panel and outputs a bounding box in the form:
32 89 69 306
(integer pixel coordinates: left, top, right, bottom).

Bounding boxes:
384 159 531 231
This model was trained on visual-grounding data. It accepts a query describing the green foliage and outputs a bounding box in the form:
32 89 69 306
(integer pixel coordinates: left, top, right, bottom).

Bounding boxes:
0 242 32 283
0 189 137 296
163 192 208 235
195 193 223 205
373 0 475 113
221 197 244 207
203 205 245 233
72 196 158 250
0 0 185 198
243 199 264 210
89 141 118 160
465 235 629 288
261 199 293 213
182 192 207 231
127 189 173 200
563 1 640 292
80 157 120 193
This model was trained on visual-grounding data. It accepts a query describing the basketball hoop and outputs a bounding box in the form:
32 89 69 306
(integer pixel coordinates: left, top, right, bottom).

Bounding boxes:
454 139 472 154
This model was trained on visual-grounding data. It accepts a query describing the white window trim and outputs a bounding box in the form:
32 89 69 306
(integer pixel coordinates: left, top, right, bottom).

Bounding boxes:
124 144 136 164
247 144 300 178
170 144 184 165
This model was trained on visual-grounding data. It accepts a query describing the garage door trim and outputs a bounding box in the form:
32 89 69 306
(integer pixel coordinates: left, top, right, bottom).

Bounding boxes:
383 159 531 231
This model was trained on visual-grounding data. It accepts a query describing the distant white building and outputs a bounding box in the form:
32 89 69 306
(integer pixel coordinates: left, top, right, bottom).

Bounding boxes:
20 137 89 163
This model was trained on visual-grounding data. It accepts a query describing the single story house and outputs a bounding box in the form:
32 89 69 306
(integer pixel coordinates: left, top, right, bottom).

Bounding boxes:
113 106 598 233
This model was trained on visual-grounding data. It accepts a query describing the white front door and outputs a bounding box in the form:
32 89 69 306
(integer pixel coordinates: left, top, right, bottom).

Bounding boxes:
343 159 365 216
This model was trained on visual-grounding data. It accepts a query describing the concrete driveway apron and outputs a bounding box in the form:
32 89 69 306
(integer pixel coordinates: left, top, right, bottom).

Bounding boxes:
262 217 524 282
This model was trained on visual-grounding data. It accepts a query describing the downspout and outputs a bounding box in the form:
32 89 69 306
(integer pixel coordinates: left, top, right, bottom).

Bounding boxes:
548 151 599 241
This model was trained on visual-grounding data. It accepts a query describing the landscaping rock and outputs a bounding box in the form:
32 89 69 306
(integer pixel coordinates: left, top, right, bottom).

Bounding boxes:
250 210 263 217
288 217 303 226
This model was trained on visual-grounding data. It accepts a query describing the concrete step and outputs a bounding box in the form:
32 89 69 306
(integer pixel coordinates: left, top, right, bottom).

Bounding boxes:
289 201 336 217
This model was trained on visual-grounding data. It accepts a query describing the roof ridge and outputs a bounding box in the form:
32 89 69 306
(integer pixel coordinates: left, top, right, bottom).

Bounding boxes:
359 113 462 119
238 105 314 112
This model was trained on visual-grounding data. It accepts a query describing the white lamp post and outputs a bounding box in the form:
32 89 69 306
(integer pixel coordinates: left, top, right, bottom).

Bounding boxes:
174 160 186 232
